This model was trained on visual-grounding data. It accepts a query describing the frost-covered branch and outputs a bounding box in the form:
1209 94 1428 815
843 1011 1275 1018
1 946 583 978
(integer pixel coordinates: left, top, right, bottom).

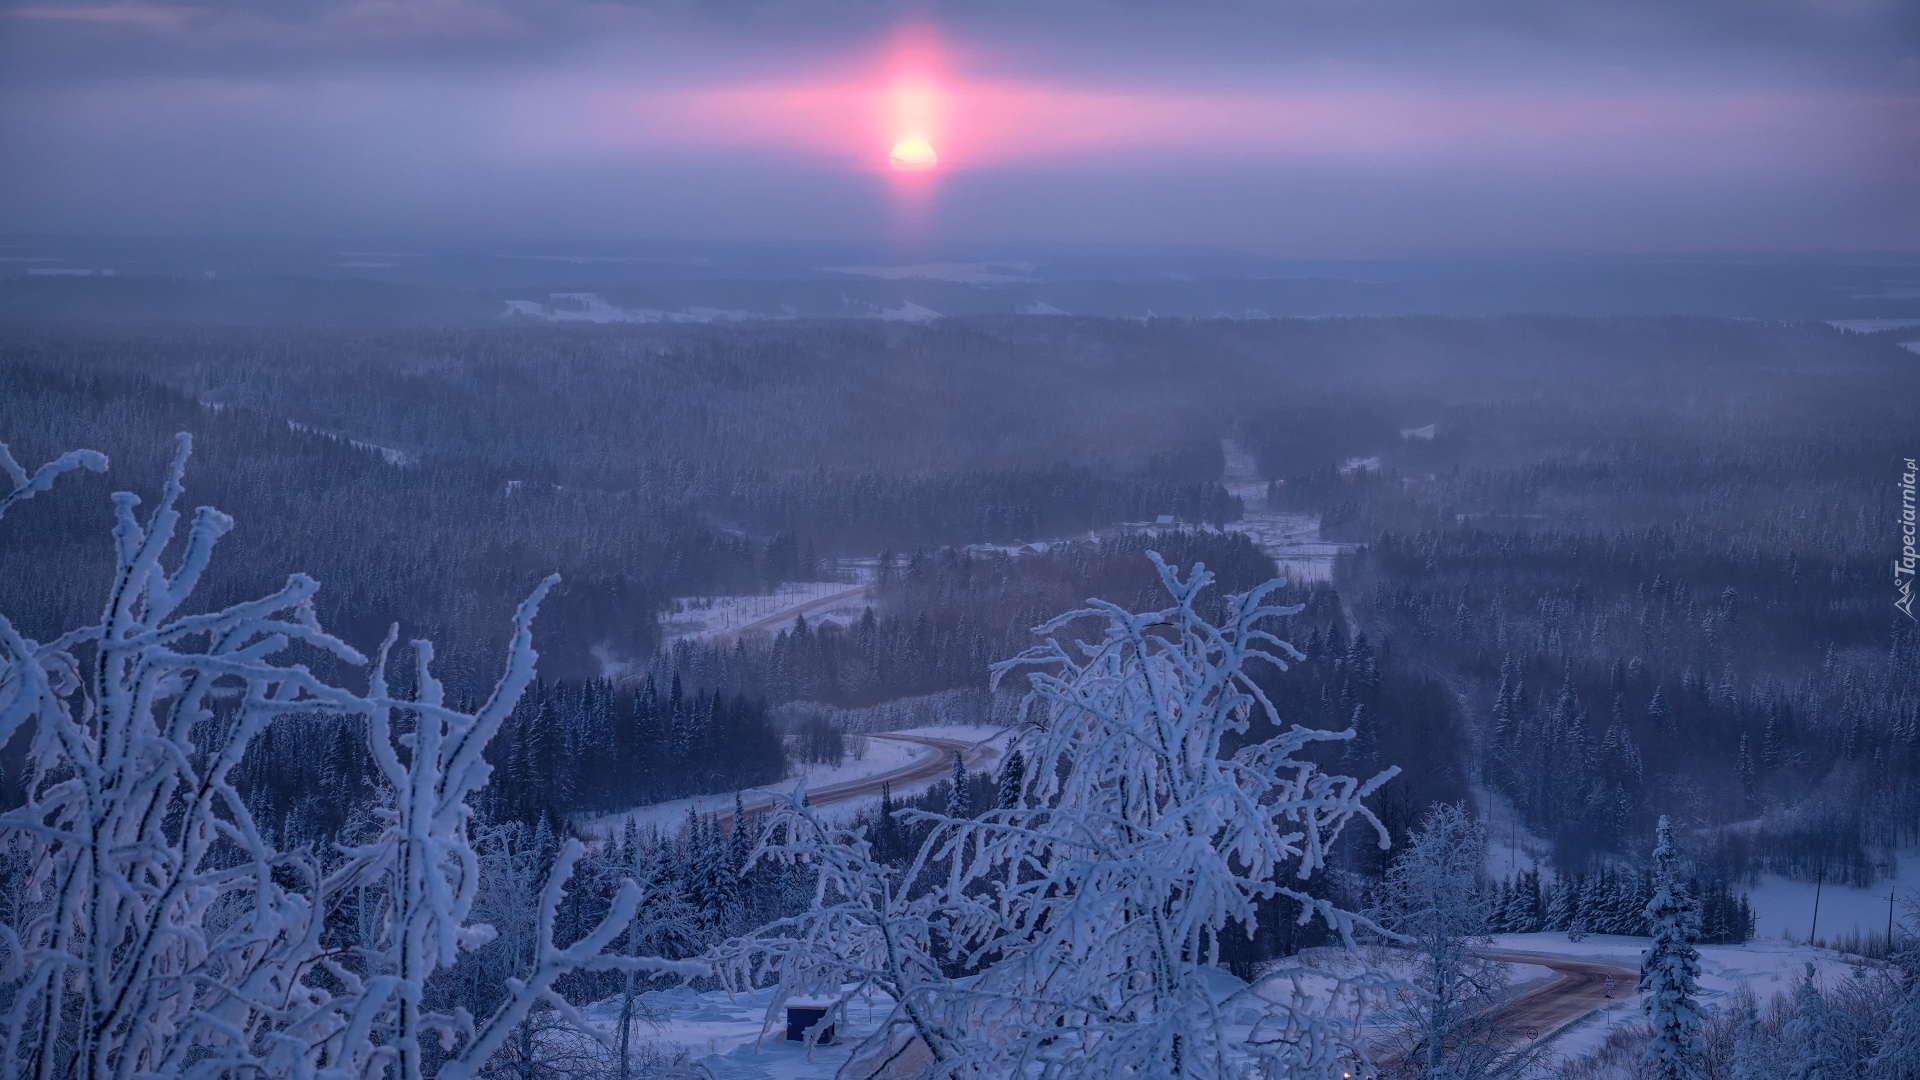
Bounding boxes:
898 552 1401 1078
0 434 679 1079
708 789 955 1068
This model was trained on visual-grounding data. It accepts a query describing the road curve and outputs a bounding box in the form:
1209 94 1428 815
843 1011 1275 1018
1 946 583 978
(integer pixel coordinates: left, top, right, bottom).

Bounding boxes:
1483 949 1640 1045
725 583 874 642
711 732 998 832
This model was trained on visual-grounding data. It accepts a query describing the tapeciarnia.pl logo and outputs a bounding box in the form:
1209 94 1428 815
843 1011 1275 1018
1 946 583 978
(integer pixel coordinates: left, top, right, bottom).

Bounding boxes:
1899 457 1917 620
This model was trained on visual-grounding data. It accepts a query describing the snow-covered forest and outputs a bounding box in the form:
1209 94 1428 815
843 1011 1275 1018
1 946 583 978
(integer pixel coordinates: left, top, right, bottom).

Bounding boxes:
3 310 1919 1077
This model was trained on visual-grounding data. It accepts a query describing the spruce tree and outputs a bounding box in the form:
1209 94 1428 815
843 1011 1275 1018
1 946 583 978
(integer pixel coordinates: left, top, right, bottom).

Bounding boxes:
1729 999 1767 1080
1869 962 1920 1079
1546 876 1576 931
877 781 897 860
1641 816 1705 1080
998 748 1026 809
946 751 972 818
729 791 753 874
1783 964 1837 1080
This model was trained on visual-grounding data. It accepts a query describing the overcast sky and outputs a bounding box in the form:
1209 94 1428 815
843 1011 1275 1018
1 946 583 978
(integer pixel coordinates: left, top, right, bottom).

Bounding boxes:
2 0 1915 255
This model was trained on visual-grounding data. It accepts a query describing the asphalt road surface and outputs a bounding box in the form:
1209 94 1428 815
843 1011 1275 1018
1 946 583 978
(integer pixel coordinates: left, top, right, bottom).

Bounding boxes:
712 731 996 831
1483 949 1641 1045
724 583 873 641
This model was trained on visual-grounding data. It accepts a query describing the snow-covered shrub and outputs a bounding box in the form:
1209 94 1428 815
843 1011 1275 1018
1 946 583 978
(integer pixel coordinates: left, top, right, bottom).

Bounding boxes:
0 436 692 1078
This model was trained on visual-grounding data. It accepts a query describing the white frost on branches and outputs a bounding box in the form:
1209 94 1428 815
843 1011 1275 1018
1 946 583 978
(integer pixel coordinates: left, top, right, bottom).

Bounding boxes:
1375 803 1522 1080
908 552 1402 1078
708 791 952 1070
0 435 692 1079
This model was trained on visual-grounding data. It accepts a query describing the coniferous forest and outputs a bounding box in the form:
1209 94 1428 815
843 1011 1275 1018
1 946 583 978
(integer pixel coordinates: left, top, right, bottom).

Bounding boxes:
3 304 1918 1077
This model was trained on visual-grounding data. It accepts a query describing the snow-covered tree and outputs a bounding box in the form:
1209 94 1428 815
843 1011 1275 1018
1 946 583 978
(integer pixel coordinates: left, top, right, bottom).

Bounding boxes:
1377 803 1515 1080
0 436 693 1078
708 790 952 1066
997 747 1025 809
910 552 1401 1078
1729 997 1769 1080
1782 964 1839 1080
1869 896 1920 1080
1641 815 1705 1080
1870 971 1920 1080
944 750 971 818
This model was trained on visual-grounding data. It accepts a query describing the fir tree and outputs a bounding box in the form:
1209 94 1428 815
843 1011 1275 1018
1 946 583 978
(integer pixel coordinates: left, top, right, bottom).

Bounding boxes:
1641 816 1704 1080
1729 998 1767 1080
998 748 1026 810
1546 876 1576 932
730 791 754 875
946 751 972 818
1869 961 1920 1079
1783 964 1838 1080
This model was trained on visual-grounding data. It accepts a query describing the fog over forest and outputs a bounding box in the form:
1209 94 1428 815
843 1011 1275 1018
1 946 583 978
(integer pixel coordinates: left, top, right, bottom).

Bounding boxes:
3 252 1917 1076
2 1 1917 1072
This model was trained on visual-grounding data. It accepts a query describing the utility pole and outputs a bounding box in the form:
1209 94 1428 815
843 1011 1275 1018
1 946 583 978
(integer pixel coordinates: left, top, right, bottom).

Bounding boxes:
1808 864 1823 947
1891 890 1899 956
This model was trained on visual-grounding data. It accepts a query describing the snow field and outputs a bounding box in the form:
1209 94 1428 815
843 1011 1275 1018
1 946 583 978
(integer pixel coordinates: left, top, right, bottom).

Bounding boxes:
1742 848 1920 945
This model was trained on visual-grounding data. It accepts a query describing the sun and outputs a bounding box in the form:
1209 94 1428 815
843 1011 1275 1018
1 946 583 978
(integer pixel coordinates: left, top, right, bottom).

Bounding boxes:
889 136 938 172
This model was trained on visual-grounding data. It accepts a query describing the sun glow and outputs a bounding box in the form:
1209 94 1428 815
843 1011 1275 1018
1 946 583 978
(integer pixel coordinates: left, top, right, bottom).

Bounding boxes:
888 136 938 171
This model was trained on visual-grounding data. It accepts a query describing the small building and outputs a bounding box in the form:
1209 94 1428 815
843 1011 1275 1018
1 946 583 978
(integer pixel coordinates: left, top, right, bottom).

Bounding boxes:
785 1001 835 1045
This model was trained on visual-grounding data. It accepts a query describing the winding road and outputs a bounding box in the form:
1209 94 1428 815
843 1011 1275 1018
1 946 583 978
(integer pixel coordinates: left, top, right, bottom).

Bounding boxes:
1482 949 1640 1045
724 583 874 641
709 731 998 832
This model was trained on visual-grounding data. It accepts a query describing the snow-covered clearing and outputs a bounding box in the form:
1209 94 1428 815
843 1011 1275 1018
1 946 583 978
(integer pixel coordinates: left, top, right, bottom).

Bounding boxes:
877 301 940 322
822 261 1037 284
1225 510 1349 584
503 294 770 324
1475 782 1558 880
1743 847 1920 944
1218 437 1356 584
580 984 911 1080
1825 318 1920 332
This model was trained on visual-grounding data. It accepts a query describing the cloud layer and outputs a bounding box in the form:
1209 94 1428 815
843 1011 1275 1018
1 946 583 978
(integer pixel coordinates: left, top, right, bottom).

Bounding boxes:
2 0 1915 252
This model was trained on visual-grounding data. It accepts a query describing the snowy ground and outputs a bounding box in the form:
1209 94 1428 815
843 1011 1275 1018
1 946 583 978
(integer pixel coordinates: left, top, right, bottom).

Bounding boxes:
1743 848 1920 945
1825 318 1920 332
582 935 1870 1078
1225 510 1349 584
1475 783 1558 881
579 983 902 1079
1217 438 1355 585
1487 932 1875 1065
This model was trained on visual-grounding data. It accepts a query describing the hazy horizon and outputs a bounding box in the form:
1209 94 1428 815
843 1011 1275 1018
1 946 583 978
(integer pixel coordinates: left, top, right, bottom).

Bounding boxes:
4 1 1916 255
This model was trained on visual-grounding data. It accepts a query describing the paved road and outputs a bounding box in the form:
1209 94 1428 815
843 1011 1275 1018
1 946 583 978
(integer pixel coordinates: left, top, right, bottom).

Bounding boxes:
725 583 873 641
1364 949 1639 1075
712 731 998 831
1483 949 1640 1045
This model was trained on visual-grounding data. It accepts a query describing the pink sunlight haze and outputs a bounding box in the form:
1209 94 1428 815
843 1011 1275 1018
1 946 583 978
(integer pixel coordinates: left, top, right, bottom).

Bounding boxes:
0 5 1914 250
